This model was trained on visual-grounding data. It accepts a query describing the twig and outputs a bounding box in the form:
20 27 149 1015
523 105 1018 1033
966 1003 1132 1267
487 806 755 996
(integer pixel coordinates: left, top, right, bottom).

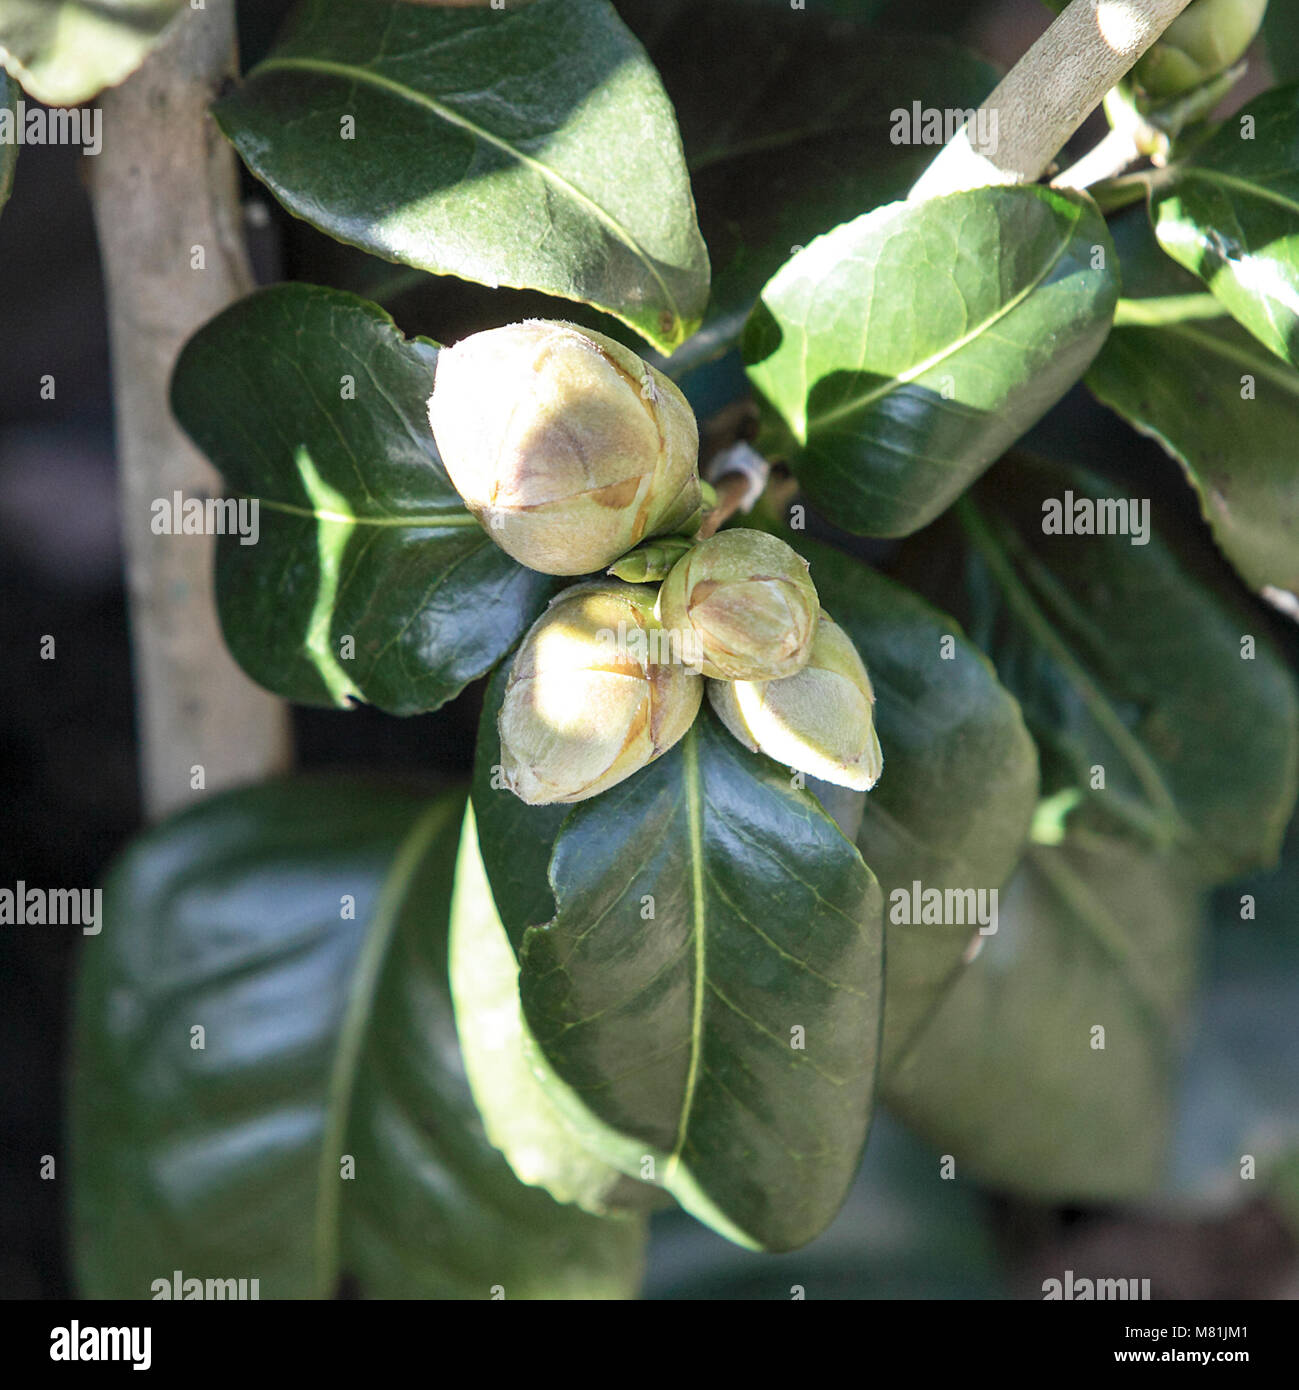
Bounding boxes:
910 0 1195 199
1052 125 1144 191
696 473 753 540
88 0 291 819
697 441 771 539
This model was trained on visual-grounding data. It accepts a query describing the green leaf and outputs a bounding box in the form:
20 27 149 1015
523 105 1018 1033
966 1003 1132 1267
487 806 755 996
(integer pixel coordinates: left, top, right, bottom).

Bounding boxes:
883 836 1203 1200
70 778 645 1299
1094 202 1299 613
171 283 558 715
1088 316 1299 613
1152 84 1299 367
804 541 1039 1072
449 801 661 1217
215 0 708 354
904 454 1299 880
622 0 998 326
1265 2 1299 85
0 0 184 106
743 185 1119 538
0 69 15 216
518 709 884 1252
645 1113 1005 1299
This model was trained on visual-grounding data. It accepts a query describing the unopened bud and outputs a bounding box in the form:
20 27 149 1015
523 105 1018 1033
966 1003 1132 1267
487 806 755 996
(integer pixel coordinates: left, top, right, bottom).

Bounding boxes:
428 320 701 576
499 581 702 805
608 534 695 584
708 611 883 791
656 529 819 681
1134 0 1267 100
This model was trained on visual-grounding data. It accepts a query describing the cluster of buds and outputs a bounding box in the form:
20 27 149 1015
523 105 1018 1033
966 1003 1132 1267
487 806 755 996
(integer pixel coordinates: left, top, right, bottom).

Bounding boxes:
429 320 883 805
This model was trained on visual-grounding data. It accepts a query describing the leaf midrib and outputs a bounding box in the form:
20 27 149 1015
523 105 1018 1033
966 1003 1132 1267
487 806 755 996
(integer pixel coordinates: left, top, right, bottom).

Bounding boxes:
257 496 479 528
956 495 1190 837
311 797 459 1297
1170 164 1299 219
1029 847 1178 1042
665 725 706 1182
1160 321 1299 398
801 198 1085 436
251 54 684 333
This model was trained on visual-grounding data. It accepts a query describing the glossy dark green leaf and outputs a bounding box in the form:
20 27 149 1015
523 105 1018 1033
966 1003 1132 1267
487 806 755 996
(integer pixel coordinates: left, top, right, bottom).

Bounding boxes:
905 455 1299 879
215 0 708 354
1152 84 1299 366
519 709 884 1252
1088 315 1299 613
171 283 558 715
70 778 645 1299
1092 200 1299 613
644 1113 1005 1299
449 802 661 1217
743 185 1119 538
0 69 15 216
804 541 1039 1072
0 0 184 105
884 836 1202 1200
620 0 997 327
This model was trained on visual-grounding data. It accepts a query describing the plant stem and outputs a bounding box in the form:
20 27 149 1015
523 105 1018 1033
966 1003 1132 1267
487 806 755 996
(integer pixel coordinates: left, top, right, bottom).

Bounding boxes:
88 0 291 820
697 441 770 539
910 0 1195 199
696 473 752 540
1053 125 1143 191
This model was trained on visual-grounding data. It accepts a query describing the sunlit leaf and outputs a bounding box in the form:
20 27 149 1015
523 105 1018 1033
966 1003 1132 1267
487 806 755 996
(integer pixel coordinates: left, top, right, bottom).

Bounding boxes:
215 0 709 353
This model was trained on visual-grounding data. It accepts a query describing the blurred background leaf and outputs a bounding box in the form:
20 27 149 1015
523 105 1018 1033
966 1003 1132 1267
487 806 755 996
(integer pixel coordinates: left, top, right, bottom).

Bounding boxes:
0 0 186 106
1164 812 1299 1206
1264 3 1299 86
70 778 645 1299
805 540 1039 1071
900 455 1299 879
884 835 1202 1200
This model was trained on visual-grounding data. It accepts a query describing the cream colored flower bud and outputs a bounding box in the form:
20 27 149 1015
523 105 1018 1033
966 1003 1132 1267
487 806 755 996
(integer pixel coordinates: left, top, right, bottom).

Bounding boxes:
428 320 701 576
499 581 703 805
708 611 882 790
655 529 819 681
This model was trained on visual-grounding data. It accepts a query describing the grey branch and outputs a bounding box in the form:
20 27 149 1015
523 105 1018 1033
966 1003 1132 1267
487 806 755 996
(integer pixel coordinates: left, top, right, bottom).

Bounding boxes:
89 0 290 819
910 0 1196 199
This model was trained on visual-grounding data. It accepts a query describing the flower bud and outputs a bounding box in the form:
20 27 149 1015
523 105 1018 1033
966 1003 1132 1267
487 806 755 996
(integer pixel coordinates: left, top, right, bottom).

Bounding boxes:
608 534 694 584
708 611 882 791
1134 0 1267 100
655 529 819 681
499 581 703 805
428 320 702 576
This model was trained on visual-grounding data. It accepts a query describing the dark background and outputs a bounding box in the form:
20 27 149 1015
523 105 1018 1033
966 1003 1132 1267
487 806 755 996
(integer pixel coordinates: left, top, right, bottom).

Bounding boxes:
2 0 1296 1300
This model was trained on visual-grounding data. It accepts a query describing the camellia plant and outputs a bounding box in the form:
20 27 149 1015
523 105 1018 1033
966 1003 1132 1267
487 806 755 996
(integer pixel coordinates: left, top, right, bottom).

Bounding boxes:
5 0 1297 1297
